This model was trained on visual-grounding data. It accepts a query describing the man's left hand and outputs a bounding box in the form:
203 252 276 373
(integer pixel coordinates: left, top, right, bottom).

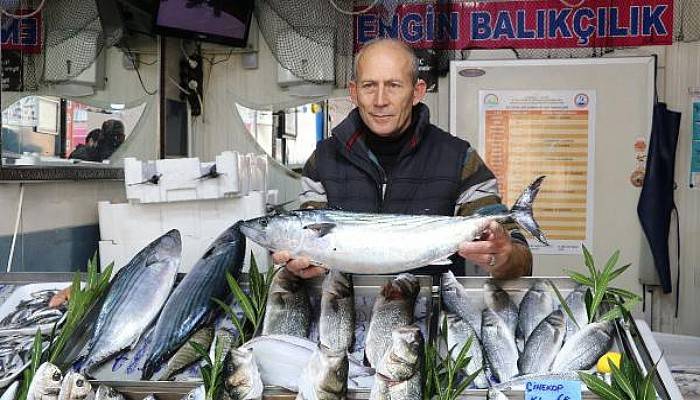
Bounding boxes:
458 221 531 279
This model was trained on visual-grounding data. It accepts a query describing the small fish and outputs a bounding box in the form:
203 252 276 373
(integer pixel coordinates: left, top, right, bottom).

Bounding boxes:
95 385 124 400
440 271 482 336
551 321 614 372
158 326 214 381
484 281 518 336
261 268 311 337
224 347 263 400
319 270 355 352
1 381 19 400
181 386 204 400
518 310 566 375
57 372 92 400
297 345 349 400
481 309 519 384
26 362 63 400
443 313 488 389
365 274 420 369
210 328 236 363
518 281 554 344
369 326 423 400
560 285 589 339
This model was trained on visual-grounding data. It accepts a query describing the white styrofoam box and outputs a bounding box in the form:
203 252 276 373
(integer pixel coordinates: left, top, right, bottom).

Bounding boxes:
248 154 268 192
98 192 271 274
123 151 260 204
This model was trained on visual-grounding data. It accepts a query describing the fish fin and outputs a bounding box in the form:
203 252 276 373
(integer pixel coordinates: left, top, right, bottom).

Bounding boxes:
428 257 452 266
303 222 336 237
510 176 549 245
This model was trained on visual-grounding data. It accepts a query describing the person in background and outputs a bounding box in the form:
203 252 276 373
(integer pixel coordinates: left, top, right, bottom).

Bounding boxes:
68 128 102 161
97 119 125 161
273 38 533 280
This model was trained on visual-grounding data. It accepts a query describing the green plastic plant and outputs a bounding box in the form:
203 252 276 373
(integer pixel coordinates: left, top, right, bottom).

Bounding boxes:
579 354 659 400
191 335 226 400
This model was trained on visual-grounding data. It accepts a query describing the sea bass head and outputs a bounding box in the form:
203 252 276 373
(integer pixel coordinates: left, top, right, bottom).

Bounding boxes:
95 385 124 400
58 371 92 400
29 362 63 397
224 347 263 400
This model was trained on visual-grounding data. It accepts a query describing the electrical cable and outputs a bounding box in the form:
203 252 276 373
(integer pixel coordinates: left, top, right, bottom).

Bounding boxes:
123 43 157 95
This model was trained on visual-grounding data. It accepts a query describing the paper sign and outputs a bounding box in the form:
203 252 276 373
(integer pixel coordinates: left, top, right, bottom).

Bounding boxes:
525 380 582 400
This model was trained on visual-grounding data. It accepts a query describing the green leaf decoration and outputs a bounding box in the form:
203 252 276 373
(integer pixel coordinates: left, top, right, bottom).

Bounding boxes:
579 372 626 400
548 280 580 329
609 357 636 400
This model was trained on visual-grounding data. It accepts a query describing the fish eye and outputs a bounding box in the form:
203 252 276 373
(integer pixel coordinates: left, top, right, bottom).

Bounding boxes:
52 371 62 381
109 388 117 396
259 218 268 227
76 379 84 387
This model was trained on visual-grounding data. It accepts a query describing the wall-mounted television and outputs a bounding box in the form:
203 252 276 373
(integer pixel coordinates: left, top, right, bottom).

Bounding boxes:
154 0 254 47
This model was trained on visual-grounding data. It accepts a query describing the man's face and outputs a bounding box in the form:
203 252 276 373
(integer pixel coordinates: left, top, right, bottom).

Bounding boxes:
349 43 426 137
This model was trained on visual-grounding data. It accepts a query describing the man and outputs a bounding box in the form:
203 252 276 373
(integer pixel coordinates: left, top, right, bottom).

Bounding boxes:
69 128 102 161
274 39 532 279
97 119 125 161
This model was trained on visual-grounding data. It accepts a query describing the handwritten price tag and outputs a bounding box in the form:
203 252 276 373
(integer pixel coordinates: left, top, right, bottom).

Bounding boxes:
525 380 581 400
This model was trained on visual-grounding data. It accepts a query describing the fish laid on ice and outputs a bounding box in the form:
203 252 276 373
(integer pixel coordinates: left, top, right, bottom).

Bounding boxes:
481 309 519 384
369 325 423 400
224 347 263 400
57 372 91 400
157 326 214 381
518 280 555 343
518 310 566 375
551 321 614 372
241 177 548 274
440 271 481 335
81 230 181 374
484 281 518 337
95 385 125 400
319 270 355 352
443 313 488 389
239 335 374 392
561 285 589 339
261 268 311 338
297 345 349 400
142 223 246 380
27 362 63 400
365 274 419 369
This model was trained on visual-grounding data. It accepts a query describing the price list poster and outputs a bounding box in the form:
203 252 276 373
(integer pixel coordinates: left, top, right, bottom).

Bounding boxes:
478 90 596 255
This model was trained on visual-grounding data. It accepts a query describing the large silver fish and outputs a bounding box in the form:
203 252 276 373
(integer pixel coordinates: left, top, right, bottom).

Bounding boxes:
518 310 566 375
261 268 311 337
81 230 181 373
239 335 374 391
443 313 488 389
369 326 423 400
224 347 263 400
297 345 349 400
95 385 125 400
241 177 547 274
440 271 482 336
484 281 518 336
518 280 555 343
157 326 214 381
365 274 419 369
142 223 245 380
57 372 92 400
560 285 589 339
319 270 355 352
481 309 519 384
26 362 63 400
551 321 613 372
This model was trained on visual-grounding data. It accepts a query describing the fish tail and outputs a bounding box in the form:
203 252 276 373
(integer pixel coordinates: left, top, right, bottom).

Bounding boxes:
509 176 548 245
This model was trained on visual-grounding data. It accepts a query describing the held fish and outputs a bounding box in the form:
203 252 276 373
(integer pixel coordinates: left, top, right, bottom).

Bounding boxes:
224 348 263 400
241 177 548 274
443 313 488 389
518 280 555 343
551 321 614 372
157 326 214 381
369 326 423 400
95 385 125 400
481 309 519 384
319 270 355 352
81 230 182 374
297 345 349 400
261 268 311 337
57 372 92 400
440 271 482 336
484 281 519 337
142 223 246 380
27 362 63 400
518 310 566 375
365 274 419 369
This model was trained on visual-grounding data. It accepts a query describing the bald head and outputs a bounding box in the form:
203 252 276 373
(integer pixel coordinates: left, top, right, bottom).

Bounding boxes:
353 38 419 84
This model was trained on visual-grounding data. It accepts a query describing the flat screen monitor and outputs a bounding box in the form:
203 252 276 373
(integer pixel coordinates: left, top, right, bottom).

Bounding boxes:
154 0 254 47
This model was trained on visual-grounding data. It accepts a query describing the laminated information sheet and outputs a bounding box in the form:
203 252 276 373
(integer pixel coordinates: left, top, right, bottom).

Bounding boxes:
478 90 595 255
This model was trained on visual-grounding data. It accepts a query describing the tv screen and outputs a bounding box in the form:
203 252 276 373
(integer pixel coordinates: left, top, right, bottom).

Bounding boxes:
154 0 254 47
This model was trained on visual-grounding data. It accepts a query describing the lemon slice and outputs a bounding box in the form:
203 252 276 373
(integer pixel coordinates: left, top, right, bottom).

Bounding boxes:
597 352 622 373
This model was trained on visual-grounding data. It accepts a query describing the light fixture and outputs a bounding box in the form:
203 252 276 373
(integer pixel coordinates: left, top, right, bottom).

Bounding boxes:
110 103 125 110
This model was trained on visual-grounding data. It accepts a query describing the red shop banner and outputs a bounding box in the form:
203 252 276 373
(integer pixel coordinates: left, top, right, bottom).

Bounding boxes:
354 0 674 50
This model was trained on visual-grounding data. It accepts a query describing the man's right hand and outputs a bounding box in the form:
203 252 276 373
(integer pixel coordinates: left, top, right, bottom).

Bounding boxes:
272 251 327 279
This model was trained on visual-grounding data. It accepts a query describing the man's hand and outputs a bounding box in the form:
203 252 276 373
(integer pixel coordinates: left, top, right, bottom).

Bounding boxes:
457 221 532 279
272 251 327 279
